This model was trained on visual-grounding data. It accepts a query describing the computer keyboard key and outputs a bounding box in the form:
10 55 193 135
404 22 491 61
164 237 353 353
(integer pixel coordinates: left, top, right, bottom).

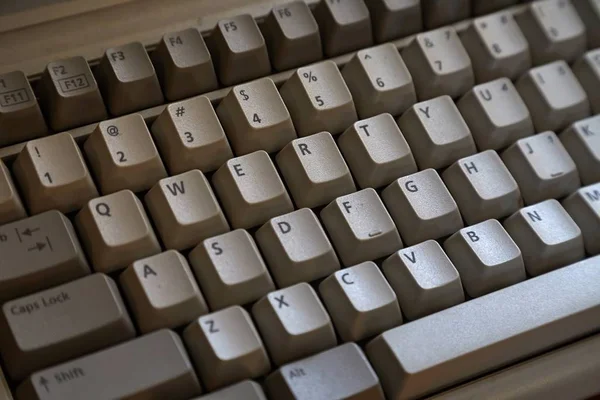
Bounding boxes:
382 169 464 246
213 150 293 229
252 282 337 366
321 188 403 267
276 131 355 209
516 0 586 65
504 199 584 276
573 0 600 49
96 42 164 116
145 170 229 251
366 0 423 43
342 43 416 118
217 77 296 155
152 27 218 101
209 14 271 86
458 78 534 151
85 113 167 194
0 210 90 303
17 329 202 400
13 132 99 214
255 208 340 288
0 273 135 380
192 380 266 400
263 1 322 71
338 113 417 189
120 250 208 333
443 150 522 225
398 95 476 170
573 48 600 114
184 306 270 390
366 255 600 399
382 240 464 320
502 131 580 205
39 56 107 131
0 367 10 400
75 190 161 273
189 229 275 310
0 159 26 225
0 70 47 146
151 96 233 175
562 183 600 255
280 60 357 136
561 115 600 185
472 0 519 15
422 0 471 29
319 261 402 342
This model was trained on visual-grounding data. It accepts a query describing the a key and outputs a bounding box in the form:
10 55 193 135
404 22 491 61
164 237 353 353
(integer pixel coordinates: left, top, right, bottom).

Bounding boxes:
75 190 161 273
84 113 167 194
262 1 323 71
398 95 476 170
276 131 356 209
120 250 208 333
502 131 580 204
0 367 10 400
366 255 600 400
382 240 464 320
504 199 584 276
314 0 373 57
0 159 25 224
460 11 531 82
0 70 47 147
13 132 98 214
382 169 464 245
145 170 229 251
444 219 526 297
217 77 296 155
255 208 340 288
189 229 275 310
563 183 600 255
252 282 337 366
280 60 357 136
183 306 271 390
192 380 266 400
366 0 423 43
151 96 233 174
209 14 271 86
458 78 534 151
96 42 164 116
422 0 471 29
515 0 586 65
573 0 600 49
561 115 600 185
38 56 107 131
152 27 218 101
319 261 402 341
342 43 416 118
0 210 89 303
517 61 589 133
573 48 600 114
17 329 202 400
321 188 403 266
443 150 522 225
212 150 293 229
0 273 135 380
472 0 519 15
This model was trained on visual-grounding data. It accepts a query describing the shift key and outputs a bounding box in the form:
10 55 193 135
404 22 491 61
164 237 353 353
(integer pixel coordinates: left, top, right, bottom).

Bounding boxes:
0 273 135 381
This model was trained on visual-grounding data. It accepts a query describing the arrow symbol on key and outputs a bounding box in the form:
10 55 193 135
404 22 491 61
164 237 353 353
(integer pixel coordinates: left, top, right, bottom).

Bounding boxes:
22 227 40 236
39 376 50 392
28 242 46 252
368 231 382 237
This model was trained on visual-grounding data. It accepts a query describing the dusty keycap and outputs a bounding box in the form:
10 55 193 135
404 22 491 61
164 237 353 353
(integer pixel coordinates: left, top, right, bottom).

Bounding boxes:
152 27 218 101
266 343 385 400
561 115 600 185
0 70 47 147
0 273 135 381
17 329 202 400
0 210 89 303
0 159 26 225
75 190 161 273
366 0 423 42
13 132 98 214
563 183 600 256
573 49 600 114
192 380 266 400
422 0 471 29
38 56 107 131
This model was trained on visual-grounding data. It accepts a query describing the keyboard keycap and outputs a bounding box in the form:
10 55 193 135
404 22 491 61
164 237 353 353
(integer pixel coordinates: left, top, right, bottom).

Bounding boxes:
252 282 337 366
192 380 266 400
366 0 423 43
184 306 270 390
17 329 202 400
0 159 26 225
560 115 600 185
0 273 135 380
0 366 10 400
472 0 519 15
319 261 402 341
573 48 600 114
422 0 471 29
266 343 385 400
563 183 600 256
13 132 99 214
573 0 600 49
383 240 464 320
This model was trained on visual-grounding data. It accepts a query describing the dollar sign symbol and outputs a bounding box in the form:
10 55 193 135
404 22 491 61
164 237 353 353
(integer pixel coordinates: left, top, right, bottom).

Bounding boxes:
240 90 249 101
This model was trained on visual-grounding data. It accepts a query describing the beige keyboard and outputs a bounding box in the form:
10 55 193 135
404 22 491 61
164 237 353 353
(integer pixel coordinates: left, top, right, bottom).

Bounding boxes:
1 0 600 399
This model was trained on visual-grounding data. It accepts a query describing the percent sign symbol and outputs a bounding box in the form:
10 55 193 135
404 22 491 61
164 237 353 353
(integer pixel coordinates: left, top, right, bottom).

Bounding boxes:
303 71 317 82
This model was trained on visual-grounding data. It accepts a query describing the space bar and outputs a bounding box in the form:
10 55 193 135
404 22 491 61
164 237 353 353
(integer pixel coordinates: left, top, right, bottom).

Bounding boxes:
366 255 600 400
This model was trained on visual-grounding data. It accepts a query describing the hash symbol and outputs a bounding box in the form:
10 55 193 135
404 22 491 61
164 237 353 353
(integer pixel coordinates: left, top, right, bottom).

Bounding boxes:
175 106 185 117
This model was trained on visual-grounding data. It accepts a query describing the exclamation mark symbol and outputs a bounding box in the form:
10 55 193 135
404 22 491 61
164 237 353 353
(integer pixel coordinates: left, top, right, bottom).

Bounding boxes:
35 147 41 157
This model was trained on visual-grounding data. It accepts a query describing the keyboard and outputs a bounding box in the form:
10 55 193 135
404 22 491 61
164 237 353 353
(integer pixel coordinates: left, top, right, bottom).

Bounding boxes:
1 0 600 399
